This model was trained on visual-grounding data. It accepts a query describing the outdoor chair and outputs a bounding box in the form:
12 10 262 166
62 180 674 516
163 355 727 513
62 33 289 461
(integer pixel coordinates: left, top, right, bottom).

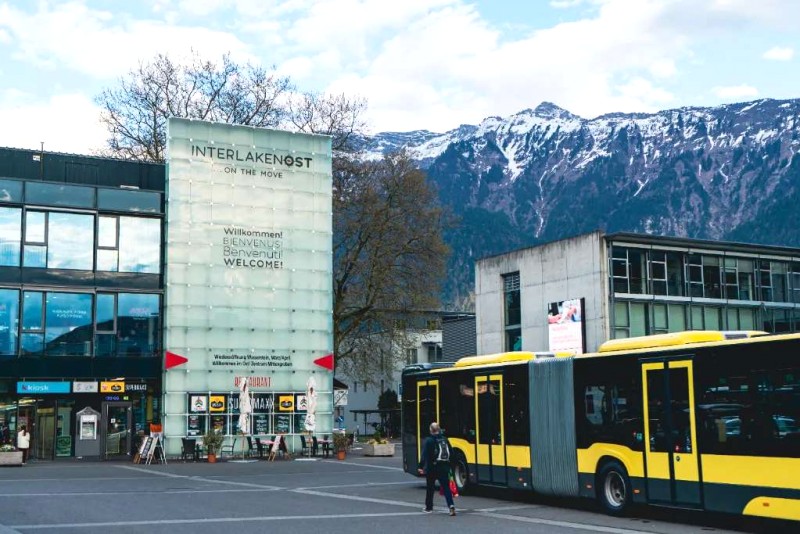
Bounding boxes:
300 435 310 456
247 436 262 459
181 438 198 462
253 437 265 459
220 437 237 457
311 436 319 456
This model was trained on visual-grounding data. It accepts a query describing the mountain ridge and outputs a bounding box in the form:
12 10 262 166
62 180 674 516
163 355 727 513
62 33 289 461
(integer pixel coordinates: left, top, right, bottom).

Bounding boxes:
365 97 800 309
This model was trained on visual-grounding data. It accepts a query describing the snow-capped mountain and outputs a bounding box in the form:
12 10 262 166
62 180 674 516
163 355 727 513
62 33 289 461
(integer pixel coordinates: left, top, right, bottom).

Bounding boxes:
368 98 800 309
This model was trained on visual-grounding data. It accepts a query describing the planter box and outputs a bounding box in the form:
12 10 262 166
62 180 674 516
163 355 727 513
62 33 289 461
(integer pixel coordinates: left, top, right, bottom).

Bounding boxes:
0 451 23 466
363 443 395 457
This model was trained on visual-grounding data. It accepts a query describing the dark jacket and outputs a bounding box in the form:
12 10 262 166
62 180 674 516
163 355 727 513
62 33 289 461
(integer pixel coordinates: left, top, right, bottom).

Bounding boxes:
418 434 450 474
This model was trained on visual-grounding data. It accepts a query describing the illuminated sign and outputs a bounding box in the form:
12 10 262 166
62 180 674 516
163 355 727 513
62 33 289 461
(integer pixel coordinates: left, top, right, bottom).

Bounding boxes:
73 381 98 393
209 395 226 412
17 382 70 394
277 395 294 412
100 381 125 393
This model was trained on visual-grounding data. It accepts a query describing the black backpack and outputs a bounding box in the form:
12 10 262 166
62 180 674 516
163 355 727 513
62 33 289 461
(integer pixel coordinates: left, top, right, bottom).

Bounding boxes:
434 436 451 463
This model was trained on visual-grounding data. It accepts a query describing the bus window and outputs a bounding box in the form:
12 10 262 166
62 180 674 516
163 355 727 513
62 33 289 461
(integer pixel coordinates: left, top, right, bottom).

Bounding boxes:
504 366 529 446
696 344 800 458
575 359 643 451
458 379 476 444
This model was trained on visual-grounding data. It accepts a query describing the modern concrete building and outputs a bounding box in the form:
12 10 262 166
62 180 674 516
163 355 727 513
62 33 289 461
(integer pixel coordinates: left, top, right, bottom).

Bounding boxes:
476 231 800 354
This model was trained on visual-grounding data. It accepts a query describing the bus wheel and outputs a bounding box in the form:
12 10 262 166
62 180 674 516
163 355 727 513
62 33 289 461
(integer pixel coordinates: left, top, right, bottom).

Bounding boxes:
452 455 470 494
597 461 631 516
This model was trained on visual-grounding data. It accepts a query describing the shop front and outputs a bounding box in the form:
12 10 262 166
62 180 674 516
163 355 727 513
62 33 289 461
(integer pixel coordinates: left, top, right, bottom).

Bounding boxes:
0 379 159 460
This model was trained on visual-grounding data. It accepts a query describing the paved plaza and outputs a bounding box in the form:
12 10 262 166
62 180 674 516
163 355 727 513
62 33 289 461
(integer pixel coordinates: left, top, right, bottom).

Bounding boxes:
0 447 790 534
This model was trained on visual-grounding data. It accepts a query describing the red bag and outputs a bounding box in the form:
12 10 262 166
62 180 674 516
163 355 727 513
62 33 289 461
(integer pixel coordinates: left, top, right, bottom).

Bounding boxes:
440 473 459 497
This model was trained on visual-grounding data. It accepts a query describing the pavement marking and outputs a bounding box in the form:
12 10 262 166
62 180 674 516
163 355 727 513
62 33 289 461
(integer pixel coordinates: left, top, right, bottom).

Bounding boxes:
0 488 279 497
0 524 23 534
115 465 283 490
0 477 154 483
474 504 542 512
323 459 404 471
291 488 422 508
296 480 419 490
477 512 659 534
10 512 423 530
115 465 187 478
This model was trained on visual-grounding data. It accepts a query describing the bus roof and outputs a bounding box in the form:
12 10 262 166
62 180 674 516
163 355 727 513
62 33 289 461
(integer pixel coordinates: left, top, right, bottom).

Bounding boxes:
413 331 800 377
597 330 768 353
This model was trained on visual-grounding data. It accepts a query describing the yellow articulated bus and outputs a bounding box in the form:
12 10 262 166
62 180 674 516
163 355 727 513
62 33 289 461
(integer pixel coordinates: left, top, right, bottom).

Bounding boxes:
401 330 800 521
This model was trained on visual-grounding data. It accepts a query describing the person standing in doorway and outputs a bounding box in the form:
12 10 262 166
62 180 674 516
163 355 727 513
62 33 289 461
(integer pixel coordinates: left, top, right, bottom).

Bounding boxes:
417 421 455 516
17 425 30 464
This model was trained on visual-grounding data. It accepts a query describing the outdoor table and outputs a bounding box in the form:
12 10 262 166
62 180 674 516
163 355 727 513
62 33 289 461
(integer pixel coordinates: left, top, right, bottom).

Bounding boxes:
319 439 332 458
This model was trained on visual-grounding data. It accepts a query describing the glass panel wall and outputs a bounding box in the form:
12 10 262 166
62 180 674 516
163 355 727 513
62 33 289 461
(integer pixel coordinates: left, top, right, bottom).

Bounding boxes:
117 293 160 357
114 217 161 273
44 293 93 356
0 291 160 358
0 207 21 266
46 213 94 270
0 289 19 357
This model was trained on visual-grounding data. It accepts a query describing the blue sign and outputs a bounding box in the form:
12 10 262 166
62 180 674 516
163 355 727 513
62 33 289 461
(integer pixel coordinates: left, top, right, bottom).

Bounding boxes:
17 382 71 394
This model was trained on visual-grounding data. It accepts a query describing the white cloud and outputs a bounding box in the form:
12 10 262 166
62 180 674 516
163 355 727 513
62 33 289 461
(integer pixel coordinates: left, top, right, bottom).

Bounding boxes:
711 84 759 99
763 46 795 61
0 2 255 79
0 92 107 153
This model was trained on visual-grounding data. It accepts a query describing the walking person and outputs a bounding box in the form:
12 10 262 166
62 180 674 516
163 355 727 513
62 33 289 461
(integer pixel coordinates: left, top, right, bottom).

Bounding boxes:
17 425 30 465
417 421 456 516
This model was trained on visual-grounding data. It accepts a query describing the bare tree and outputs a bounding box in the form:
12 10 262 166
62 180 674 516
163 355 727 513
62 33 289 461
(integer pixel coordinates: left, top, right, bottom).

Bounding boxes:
95 52 291 162
332 151 450 379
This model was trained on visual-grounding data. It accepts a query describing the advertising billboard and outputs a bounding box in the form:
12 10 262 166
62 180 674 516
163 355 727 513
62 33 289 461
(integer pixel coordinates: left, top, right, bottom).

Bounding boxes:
163 119 333 451
547 297 585 353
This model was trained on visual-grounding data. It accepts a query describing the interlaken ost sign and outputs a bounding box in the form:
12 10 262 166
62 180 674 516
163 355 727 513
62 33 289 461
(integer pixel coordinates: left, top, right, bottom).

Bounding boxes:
164 119 333 389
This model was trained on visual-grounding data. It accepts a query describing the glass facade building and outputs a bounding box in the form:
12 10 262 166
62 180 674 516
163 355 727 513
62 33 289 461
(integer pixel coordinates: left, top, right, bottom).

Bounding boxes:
0 147 164 460
1 125 334 460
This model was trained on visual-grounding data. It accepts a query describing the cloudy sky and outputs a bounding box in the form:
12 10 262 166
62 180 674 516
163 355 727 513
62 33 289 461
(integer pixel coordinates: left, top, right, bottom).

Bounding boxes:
1 0 799 154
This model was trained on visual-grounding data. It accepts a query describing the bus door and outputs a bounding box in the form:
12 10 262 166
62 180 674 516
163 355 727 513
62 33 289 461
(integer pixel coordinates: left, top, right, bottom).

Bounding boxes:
475 374 506 485
416 380 439 465
641 359 701 507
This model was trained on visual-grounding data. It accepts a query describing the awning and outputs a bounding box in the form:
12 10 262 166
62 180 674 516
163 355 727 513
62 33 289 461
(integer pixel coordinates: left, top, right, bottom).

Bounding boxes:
333 378 349 390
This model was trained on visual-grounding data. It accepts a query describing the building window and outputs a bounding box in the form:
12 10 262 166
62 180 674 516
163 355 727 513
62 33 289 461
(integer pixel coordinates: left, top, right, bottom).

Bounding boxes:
0 207 21 267
503 272 521 351
770 261 788 302
792 263 800 304
98 216 161 273
427 344 442 362
612 301 646 339
611 247 645 294
759 261 774 302
687 254 704 297
116 293 160 357
0 289 19 357
44 292 93 356
702 255 722 299
405 348 417 365
650 251 668 295
23 211 94 270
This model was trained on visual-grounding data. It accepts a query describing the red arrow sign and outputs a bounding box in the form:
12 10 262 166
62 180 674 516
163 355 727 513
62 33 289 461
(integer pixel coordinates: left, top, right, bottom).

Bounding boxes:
165 350 189 370
313 353 334 371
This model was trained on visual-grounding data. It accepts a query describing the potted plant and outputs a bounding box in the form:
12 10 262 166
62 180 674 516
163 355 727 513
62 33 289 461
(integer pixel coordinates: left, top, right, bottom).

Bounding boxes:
332 431 348 460
0 443 22 466
364 429 395 457
203 431 225 463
